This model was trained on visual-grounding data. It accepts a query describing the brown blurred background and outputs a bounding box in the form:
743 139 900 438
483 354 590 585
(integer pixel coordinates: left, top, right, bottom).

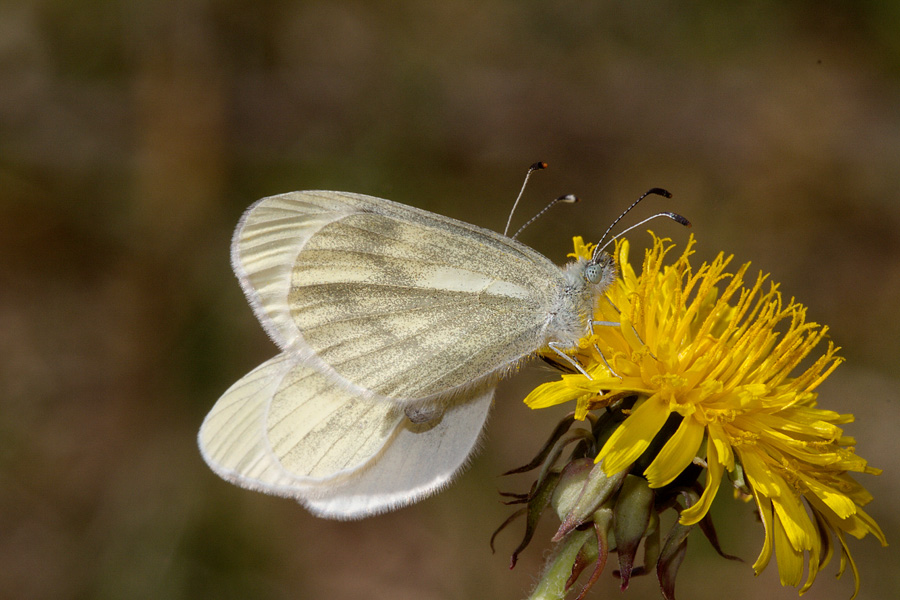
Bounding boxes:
2 1 898 599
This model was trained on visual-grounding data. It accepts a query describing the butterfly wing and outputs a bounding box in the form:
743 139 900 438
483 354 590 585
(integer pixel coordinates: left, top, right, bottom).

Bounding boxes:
301 384 494 519
233 191 566 403
198 353 494 518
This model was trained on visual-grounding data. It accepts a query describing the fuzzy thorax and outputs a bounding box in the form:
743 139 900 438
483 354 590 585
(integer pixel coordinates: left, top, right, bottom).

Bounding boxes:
546 253 617 349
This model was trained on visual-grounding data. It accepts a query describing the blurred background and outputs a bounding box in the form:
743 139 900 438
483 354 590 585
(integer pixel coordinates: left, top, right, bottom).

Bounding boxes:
2 1 898 599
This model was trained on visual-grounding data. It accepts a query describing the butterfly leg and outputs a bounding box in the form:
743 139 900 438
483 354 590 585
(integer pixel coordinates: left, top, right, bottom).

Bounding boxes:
587 319 622 379
597 296 657 359
547 342 593 380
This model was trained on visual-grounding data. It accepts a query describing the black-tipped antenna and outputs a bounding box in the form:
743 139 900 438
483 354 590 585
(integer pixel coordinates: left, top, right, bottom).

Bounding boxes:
504 161 548 236
593 188 672 252
596 211 691 255
512 194 580 240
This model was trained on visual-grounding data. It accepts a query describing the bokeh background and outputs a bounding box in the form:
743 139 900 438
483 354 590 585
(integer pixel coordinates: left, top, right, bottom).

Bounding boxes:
2 1 899 599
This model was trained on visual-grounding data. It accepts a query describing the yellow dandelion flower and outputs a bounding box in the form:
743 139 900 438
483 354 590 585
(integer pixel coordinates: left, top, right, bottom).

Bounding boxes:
525 233 886 597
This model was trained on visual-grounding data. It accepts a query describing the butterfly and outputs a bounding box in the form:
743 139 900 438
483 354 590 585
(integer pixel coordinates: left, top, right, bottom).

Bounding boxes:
198 185 682 518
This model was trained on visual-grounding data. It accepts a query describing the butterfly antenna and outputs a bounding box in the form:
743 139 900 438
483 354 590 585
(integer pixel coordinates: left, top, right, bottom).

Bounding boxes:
596 212 691 255
594 188 672 250
504 161 548 237
512 194 580 240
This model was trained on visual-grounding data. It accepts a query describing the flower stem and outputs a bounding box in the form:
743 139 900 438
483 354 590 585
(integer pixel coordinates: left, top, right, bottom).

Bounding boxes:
526 529 595 600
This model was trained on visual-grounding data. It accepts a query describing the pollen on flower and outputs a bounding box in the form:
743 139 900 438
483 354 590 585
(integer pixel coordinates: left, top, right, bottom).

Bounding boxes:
522 232 886 599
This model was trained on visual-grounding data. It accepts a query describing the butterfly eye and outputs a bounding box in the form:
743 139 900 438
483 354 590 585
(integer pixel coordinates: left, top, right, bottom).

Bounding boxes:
584 254 614 285
585 263 604 284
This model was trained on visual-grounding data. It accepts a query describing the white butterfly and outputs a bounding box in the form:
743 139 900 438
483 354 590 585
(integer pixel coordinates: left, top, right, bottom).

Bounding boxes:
198 187 681 518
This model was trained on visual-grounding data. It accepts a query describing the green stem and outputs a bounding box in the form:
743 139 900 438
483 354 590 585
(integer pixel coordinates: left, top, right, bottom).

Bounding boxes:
526 529 595 600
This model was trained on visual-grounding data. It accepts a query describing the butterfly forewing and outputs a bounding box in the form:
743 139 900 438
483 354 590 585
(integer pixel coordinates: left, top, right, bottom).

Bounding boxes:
234 191 569 403
231 194 354 350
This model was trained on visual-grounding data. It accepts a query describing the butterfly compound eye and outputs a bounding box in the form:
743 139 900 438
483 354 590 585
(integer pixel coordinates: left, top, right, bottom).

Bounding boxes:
584 253 615 285
584 262 605 284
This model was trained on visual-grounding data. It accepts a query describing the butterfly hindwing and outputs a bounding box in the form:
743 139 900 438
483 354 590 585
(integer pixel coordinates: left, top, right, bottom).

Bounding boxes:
198 352 494 518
